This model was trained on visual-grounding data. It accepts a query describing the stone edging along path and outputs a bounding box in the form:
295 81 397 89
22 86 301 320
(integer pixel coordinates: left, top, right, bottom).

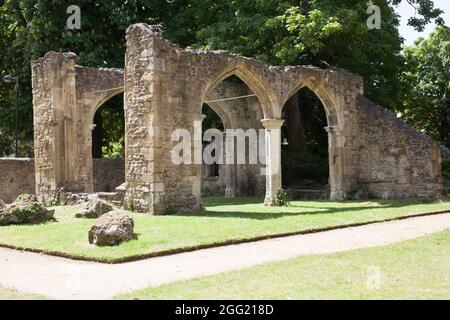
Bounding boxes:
0 209 449 264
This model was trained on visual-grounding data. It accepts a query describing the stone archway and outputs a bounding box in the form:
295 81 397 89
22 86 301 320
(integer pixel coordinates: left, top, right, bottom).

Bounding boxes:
90 90 125 192
279 78 345 200
31 52 124 199
202 65 279 120
32 23 443 213
202 79 266 198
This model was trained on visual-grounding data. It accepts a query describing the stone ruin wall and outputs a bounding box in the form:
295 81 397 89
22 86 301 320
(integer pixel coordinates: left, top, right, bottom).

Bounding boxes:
355 96 443 197
0 158 125 203
74 65 124 192
29 23 443 214
92 158 125 192
204 81 266 196
0 158 35 203
31 52 124 202
123 24 442 213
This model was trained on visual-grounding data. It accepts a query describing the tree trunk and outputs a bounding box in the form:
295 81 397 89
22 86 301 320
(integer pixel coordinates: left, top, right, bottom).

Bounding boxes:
284 93 302 150
92 112 103 158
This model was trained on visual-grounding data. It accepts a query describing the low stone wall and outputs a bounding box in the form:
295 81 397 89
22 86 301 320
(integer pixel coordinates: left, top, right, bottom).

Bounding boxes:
0 158 35 203
201 164 225 195
0 158 126 203
93 158 125 192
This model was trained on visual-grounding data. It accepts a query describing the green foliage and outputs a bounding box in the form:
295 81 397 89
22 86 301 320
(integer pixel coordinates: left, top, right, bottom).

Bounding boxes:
273 189 290 207
101 142 124 159
347 180 371 200
442 157 450 196
399 26 450 147
201 187 212 197
0 0 446 156
180 91 188 99
0 0 164 156
281 150 329 187
94 93 125 158
164 206 179 215
389 0 445 32
15 193 33 202
348 183 359 200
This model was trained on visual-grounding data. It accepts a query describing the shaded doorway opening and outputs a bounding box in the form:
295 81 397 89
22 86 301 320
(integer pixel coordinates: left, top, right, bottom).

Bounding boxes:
201 74 266 198
201 103 224 195
281 87 329 199
92 92 125 192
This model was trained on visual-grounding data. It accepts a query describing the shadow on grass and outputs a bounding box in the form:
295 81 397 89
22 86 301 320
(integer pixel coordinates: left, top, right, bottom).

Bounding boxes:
132 233 140 240
178 197 443 220
203 196 264 207
0 217 59 227
193 206 388 220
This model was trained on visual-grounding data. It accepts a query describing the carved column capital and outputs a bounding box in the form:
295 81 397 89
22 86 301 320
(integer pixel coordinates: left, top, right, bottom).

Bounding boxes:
261 118 284 130
192 113 206 122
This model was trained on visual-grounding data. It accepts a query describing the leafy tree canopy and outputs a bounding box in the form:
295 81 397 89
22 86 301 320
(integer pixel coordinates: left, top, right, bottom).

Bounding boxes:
400 25 450 147
0 0 446 156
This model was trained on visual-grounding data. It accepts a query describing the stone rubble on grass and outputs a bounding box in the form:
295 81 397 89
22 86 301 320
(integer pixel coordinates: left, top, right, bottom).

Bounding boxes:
51 188 100 206
0 194 54 226
88 210 134 246
75 198 113 219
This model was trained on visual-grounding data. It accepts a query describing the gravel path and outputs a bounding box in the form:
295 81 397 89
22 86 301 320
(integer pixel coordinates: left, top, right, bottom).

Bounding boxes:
0 212 449 299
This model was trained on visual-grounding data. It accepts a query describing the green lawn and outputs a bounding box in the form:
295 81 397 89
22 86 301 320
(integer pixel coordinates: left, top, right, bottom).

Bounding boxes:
117 230 450 300
0 197 448 262
0 285 45 300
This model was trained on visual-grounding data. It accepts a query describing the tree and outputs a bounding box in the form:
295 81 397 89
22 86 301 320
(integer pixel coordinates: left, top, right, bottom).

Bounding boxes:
390 0 444 31
0 0 168 156
0 0 445 156
400 26 450 147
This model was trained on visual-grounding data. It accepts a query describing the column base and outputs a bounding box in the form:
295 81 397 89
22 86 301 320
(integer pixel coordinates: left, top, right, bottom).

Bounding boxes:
330 190 345 201
225 188 235 198
264 194 274 206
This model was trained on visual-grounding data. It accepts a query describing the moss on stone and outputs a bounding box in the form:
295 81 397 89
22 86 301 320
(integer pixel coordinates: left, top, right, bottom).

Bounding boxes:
10 202 47 223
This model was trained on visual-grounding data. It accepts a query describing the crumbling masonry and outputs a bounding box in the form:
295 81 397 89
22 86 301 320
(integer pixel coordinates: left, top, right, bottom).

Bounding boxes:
30 23 443 214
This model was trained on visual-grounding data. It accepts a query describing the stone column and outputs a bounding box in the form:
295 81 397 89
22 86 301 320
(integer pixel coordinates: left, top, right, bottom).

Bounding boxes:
261 119 284 206
192 114 206 209
325 126 344 200
31 52 78 202
85 123 97 192
224 130 236 197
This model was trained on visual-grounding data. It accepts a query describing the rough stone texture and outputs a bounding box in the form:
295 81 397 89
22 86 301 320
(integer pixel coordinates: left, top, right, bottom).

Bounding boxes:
355 97 443 198
0 194 54 226
31 23 443 214
201 164 225 195
93 158 125 192
0 158 35 203
51 190 99 206
88 211 134 246
202 81 265 197
75 198 113 219
31 52 124 203
0 158 126 203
